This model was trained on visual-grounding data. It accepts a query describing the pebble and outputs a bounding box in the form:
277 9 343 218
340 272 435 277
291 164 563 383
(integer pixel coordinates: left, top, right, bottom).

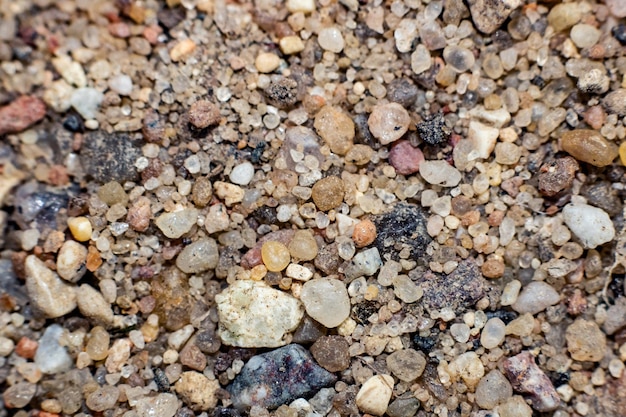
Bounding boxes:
480 317 506 349
134 393 179 417
388 140 424 175
34 324 73 374
188 100 221 129
105 338 132 373
286 0 315 13
443 45 475 72
538 156 579 197
76 284 114 326
288 230 318 261
86 326 110 361
67 216 92 242
368 103 411 145
496 396 532 417
0 336 14 357
216 280 303 347
355 374 394 416
108 74 133 96
561 129 618 167
547 3 582 32
448 351 485 389
505 313 534 337
155 208 198 239
214 181 245 206
503 352 560 412
450 323 470 343
386 349 426 382
566 319 606 362
81 131 141 183
0 95 47 135
318 27 344 53
468 0 521 34
392 274 423 303
570 23 601 49
310 335 351 372
262 241 291 272
300 278 350 328
3 382 37 408
411 44 431 74
495 142 521 165
56 240 88 282
25 255 77 318
603 88 626 116
70 87 104 119
311 176 344 211
279 35 305 54
352 219 377 248
511 281 560 315
419 160 462 187
285 264 313 281
481 258 504 279
607 0 626 17
387 79 418 108
52 55 87 87
229 162 255 185
176 238 219 273
416 259 485 314
230 344 335 410
314 106 355 155
86 385 119 412
255 52 281 73
175 371 219 410
127 196 152 231
170 39 197 62
344 247 383 281
475 370 512 409
562 203 615 249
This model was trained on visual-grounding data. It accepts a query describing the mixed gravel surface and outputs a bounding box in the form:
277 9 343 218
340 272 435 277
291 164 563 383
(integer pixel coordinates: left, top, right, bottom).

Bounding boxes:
1 0 626 416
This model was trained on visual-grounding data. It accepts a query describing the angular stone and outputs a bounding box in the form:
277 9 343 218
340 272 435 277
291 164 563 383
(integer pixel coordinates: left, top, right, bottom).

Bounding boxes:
448 351 485 389
566 319 606 362
386 349 426 382
373 203 431 260
419 160 462 187
80 131 141 183
300 278 350 328
511 281 560 315
34 324 72 374
368 103 411 145
563 203 615 249
503 352 559 412
76 284 114 326
216 280 304 347
475 370 512 409
355 375 394 416
56 240 88 282
229 344 336 410
134 393 178 417
467 0 521 34
155 208 198 239
175 371 219 410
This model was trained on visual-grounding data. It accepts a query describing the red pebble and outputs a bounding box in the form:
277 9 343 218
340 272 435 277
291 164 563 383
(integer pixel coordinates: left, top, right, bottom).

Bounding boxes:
0 96 46 135
15 336 38 359
388 140 424 175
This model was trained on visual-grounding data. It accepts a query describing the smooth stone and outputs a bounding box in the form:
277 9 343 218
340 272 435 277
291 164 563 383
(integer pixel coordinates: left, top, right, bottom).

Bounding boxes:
229 162 255 186
355 375 394 416
134 393 178 417
343 247 383 281
25 255 77 318
70 87 103 119
216 280 304 347
419 160 462 187
56 240 88 282
229 344 336 410
300 278 350 328
176 238 219 273
475 370 512 409
562 203 615 249
386 349 426 382
76 284 114 326
511 282 560 315
34 324 73 374
368 103 411 145
155 208 198 239
318 27 344 53
561 129 618 167
480 318 506 349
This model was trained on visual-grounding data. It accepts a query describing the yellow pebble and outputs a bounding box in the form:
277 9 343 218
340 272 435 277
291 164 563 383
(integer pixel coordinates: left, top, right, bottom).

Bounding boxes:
255 52 281 73
170 39 197 62
364 285 379 301
279 36 305 55
68 217 92 242
261 241 291 272
619 141 626 166
250 264 268 281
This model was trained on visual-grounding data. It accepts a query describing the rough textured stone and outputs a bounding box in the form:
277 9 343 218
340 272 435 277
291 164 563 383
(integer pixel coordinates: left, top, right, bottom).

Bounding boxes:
155 208 198 239
386 349 426 382
311 176 345 212
388 140 424 175
175 371 220 410
475 370 512 409
419 160 462 187
355 375 394 416
467 0 521 34
538 157 579 197
373 203 431 260
368 103 411 145
216 280 303 347
80 131 141 183
314 106 355 155
176 238 219 274
566 319 606 362
228 344 336 410
503 351 560 412
563 203 615 249
0 95 47 135
310 335 350 372
413 259 485 314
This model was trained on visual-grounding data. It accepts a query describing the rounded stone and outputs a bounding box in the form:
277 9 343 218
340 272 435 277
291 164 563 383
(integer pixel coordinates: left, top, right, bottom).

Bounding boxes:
288 230 319 262
229 162 255 186
388 140 424 175
352 219 377 248
318 27 344 53
563 203 615 249
176 238 219 274
480 318 506 349
561 129 618 167
368 103 411 145
443 45 475 72
25 255 77 318
56 240 88 282
310 335 350 372
300 278 350 328
311 176 345 212
475 369 512 409
386 349 426 382
566 319 606 362
314 106 355 155
262 241 291 272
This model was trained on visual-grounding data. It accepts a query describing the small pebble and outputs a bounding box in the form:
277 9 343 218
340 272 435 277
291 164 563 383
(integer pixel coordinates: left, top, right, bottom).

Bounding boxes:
170 39 197 62
0 337 14 357
25 255 77 318
481 258 504 279
443 45 475 72
355 374 394 416
288 230 318 261
300 278 350 328
175 371 220 410
255 52 281 73
3 382 37 408
386 349 426 382
0 95 47 135
67 216 92 242
135 393 179 417
503 352 559 412
56 240 88 282
280 36 305 54
448 351 484 389
76 284 114 325
262 241 291 272
547 3 582 32
562 203 615 249
188 100 221 129
497 396 532 417
34 324 72 374
86 385 119 412
108 74 133 96
176 238 219 273
603 88 626 116
314 106 355 155
566 319 606 362
475 370 512 409
562 129 618 167
286 0 315 13
155 208 198 239
468 0 521 34
311 335 350 372
388 140 424 175
511 281 560 315
352 219 377 248
318 27 344 53
480 317 506 349
311 176 344 211
538 157 579 197
419 160 462 187
368 103 411 145
214 181 245 206
70 87 104 119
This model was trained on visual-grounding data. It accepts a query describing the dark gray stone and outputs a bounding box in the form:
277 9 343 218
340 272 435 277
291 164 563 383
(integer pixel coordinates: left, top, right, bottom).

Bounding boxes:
228 344 336 410
80 131 141 183
373 203 431 262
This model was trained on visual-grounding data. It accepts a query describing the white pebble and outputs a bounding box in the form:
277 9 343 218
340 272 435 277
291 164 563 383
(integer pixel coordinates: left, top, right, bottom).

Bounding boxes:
229 162 255 185
108 74 133 96
563 203 615 249
318 27 345 53
419 160 462 187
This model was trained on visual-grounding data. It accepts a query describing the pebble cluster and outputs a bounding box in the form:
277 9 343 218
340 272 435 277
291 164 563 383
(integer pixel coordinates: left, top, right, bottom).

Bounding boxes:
1 0 626 417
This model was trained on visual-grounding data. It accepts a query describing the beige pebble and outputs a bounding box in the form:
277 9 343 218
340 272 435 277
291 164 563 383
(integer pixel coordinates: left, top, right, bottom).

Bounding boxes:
255 52 281 73
56 240 88 282
68 217 92 242
25 255 77 318
279 36 305 55
355 374 394 416
170 39 197 62
77 284 114 326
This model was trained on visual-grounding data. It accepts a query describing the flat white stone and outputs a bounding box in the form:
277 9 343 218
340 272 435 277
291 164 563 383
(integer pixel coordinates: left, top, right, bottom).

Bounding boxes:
216 280 303 347
563 203 615 248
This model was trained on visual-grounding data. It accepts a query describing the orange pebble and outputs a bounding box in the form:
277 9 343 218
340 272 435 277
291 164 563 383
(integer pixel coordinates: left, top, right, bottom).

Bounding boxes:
15 337 38 359
352 219 377 248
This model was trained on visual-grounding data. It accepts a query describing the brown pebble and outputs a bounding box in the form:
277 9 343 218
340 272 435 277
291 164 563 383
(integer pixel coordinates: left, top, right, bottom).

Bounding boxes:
503 351 560 412
86 246 103 272
352 219 377 248
0 95 47 135
191 176 213 207
310 335 350 372
481 258 505 279
311 176 345 212
487 210 504 227
561 129 618 167
538 156 579 197
109 22 131 38
188 100 221 129
127 197 152 232
142 110 165 143
566 289 587 316
180 343 208 371
584 105 606 130
15 337 38 359
265 78 299 109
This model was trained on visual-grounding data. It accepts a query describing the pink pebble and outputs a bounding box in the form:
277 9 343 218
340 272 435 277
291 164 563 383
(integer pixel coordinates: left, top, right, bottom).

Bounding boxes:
388 140 424 175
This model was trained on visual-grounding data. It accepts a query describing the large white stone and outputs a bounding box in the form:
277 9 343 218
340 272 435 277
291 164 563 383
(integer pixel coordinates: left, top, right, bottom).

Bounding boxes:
300 278 350 328
216 280 303 347
563 203 615 248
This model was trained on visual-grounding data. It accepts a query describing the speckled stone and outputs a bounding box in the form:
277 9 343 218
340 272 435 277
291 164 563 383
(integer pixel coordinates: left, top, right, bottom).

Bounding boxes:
566 319 606 362
175 371 220 411
228 344 336 410
175 238 219 274
503 351 559 412
310 335 350 372
311 176 345 212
